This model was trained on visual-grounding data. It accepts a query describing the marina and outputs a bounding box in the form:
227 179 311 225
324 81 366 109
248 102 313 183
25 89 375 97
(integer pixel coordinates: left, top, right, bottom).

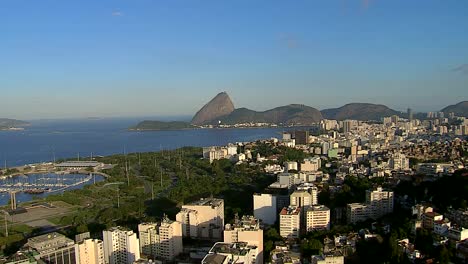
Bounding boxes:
0 172 105 205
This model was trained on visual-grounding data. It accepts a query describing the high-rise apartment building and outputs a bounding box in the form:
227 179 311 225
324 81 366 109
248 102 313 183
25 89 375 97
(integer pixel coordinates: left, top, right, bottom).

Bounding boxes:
253 193 277 225
290 184 318 207
347 187 394 224
294 130 310 145
102 227 140 264
389 153 410 170
279 207 301 239
300 157 321 172
224 215 263 264
305 205 331 232
138 217 183 261
176 198 224 239
75 239 105 264
366 187 394 219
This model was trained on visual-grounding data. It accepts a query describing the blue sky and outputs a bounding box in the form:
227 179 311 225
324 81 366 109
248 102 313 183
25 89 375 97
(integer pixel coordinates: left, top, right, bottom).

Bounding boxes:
1 0 467 119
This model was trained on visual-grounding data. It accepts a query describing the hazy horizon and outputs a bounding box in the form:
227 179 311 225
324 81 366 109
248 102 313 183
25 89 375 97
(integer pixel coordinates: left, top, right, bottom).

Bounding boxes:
1 0 467 119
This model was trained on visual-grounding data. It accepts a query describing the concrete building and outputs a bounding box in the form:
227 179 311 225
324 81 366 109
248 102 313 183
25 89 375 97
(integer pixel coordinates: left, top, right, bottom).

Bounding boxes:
311 255 345 264
201 242 258 264
342 120 358 133
202 147 227 163
306 205 331 232
366 187 394 219
291 183 318 206
26 232 76 264
279 207 301 239
277 172 297 188
347 203 369 225
138 217 183 261
102 227 140 264
389 153 410 170
176 198 224 239
253 193 277 225
284 162 298 171
224 215 263 264
448 227 468 241
347 187 394 224
422 212 444 230
301 157 321 172
294 131 309 145
75 239 105 264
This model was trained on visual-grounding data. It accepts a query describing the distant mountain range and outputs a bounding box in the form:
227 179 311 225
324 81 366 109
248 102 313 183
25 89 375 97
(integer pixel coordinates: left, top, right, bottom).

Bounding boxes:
132 92 468 130
0 118 29 130
441 101 468 117
322 103 400 121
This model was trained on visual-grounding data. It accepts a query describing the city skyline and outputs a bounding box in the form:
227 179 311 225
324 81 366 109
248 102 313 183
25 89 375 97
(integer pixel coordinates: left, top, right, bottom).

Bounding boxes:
1 0 467 119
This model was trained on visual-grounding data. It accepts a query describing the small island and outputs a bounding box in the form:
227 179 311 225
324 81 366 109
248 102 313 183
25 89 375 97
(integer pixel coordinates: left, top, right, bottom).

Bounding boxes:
130 120 194 131
0 118 29 131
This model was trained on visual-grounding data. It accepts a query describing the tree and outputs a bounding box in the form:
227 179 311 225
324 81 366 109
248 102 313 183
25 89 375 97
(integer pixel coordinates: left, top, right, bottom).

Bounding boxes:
301 238 323 258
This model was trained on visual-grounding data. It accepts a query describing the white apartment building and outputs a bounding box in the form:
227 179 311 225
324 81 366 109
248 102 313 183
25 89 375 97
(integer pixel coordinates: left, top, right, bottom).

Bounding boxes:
253 193 277 225
347 203 370 224
366 187 394 219
138 217 183 261
306 205 331 232
75 239 105 264
388 153 410 170
284 161 298 171
291 183 319 206
279 207 301 239
277 172 297 188
202 242 258 264
102 227 140 264
347 187 394 224
176 198 224 239
224 215 263 264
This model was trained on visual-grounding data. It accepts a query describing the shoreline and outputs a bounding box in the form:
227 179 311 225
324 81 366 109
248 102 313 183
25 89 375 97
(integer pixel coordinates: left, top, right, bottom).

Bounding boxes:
128 124 315 131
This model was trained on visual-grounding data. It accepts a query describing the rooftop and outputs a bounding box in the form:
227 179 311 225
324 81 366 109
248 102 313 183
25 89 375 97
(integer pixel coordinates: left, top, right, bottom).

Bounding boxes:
186 197 224 207
55 161 101 167
280 206 301 215
27 232 74 249
209 242 252 256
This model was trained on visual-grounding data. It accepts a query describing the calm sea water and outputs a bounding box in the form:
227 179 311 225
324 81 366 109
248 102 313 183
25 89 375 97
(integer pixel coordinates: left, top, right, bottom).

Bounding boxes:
0 118 285 167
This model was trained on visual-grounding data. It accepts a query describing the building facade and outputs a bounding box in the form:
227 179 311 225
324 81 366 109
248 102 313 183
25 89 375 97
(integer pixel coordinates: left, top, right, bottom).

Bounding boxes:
102 227 140 264
279 207 301 239
306 206 331 232
75 239 105 264
253 193 277 225
26 232 76 264
176 198 224 239
138 218 183 261
223 215 263 264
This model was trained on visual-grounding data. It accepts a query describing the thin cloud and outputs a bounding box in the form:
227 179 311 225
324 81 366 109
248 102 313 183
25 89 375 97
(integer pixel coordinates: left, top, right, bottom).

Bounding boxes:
452 64 468 75
362 0 371 10
112 11 123 17
280 33 298 49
